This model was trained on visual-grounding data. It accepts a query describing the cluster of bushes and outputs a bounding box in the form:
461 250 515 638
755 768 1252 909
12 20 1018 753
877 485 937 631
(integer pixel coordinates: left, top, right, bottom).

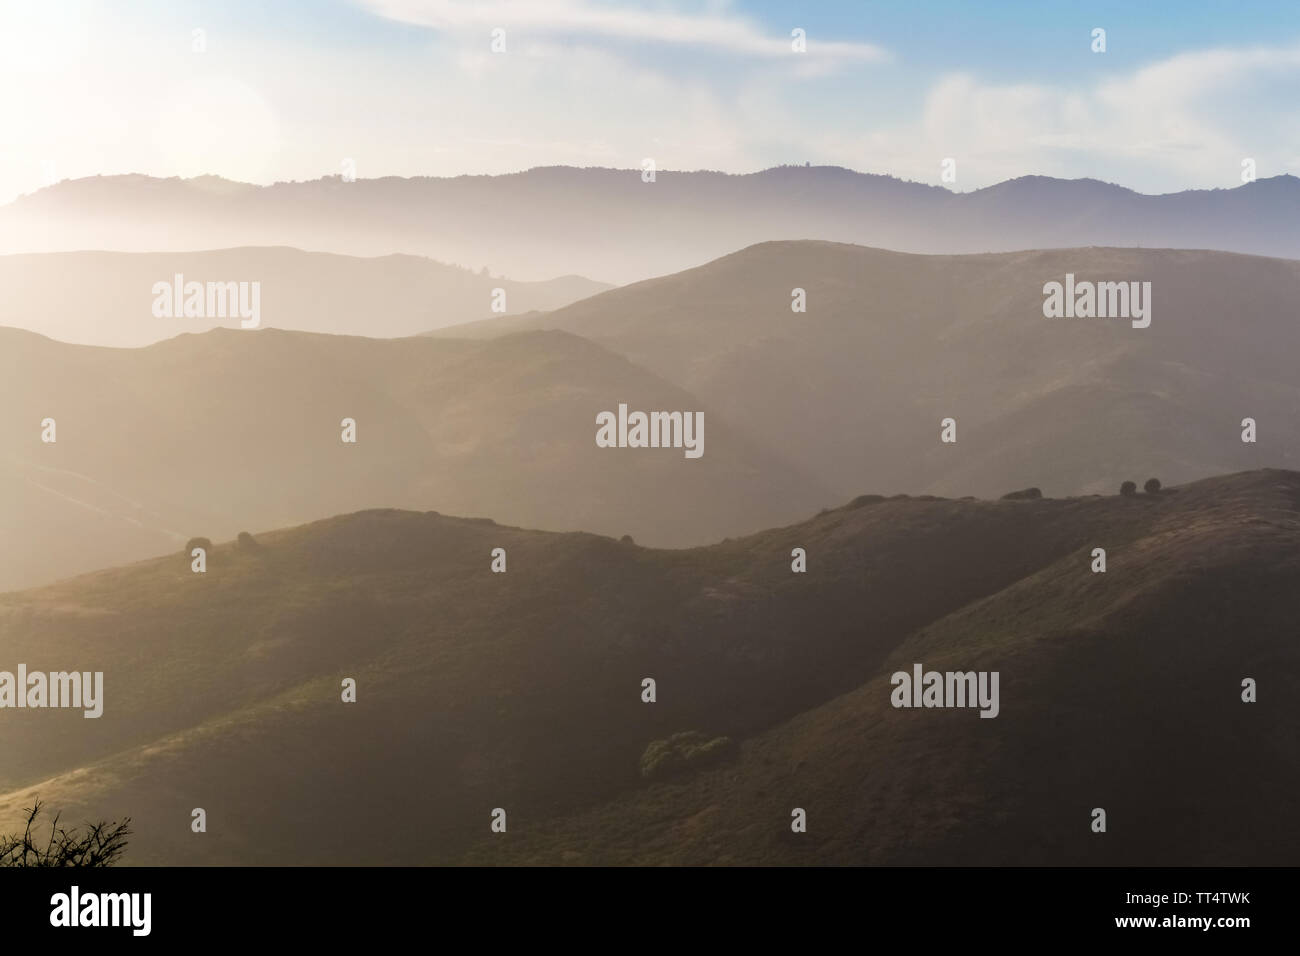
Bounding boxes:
999 480 1166 500
640 731 735 780
183 532 260 554
1120 478 1162 496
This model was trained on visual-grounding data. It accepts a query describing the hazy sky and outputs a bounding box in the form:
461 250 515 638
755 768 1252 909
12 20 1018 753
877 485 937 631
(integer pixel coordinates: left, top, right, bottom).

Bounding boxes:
1 0 1297 203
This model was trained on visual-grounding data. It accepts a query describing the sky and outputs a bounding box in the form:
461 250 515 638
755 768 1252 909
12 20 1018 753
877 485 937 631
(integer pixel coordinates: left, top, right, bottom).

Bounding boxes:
0 0 1297 204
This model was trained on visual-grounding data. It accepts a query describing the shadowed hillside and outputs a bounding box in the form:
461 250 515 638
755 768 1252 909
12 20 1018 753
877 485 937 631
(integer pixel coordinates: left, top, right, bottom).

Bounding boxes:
0 326 825 591
0 469 1295 865
441 242 1300 500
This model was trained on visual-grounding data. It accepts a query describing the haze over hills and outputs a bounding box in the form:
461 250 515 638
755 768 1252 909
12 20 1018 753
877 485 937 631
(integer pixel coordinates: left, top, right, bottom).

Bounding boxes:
7 241 1297 591
0 325 825 592
2 168 1298 284
441 241 1300 500
1 469 1294 865
0 248 610 347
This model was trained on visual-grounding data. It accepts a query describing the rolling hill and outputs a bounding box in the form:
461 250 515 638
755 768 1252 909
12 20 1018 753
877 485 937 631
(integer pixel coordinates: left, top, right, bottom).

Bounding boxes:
0 325 825 591
0 469 1295 865
3 167 1297 283
0 248 610 347
440 242 1300 500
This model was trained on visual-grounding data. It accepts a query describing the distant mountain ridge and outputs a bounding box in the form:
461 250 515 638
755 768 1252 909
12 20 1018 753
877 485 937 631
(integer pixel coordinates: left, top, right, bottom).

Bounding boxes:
3 167 1297 283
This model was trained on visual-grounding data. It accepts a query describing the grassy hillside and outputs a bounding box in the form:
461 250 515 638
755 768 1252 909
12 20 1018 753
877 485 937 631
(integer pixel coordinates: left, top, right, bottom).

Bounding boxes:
1 469 1294 865
0 326 825 591
471 470 1300 865
441 242 1300 500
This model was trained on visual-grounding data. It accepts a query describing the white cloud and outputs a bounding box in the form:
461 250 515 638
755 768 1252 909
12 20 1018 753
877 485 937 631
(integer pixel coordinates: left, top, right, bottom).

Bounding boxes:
0 5 1295 207
830 42 1300 191
356 0 890 62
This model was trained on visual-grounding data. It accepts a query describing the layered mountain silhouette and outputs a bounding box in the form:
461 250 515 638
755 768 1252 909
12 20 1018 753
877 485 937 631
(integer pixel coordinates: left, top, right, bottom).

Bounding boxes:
0 248 609 347
3 168 1298 283
7 240 1299 591
442 241 1300 500
0 326 825 591
1 469 1294 865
